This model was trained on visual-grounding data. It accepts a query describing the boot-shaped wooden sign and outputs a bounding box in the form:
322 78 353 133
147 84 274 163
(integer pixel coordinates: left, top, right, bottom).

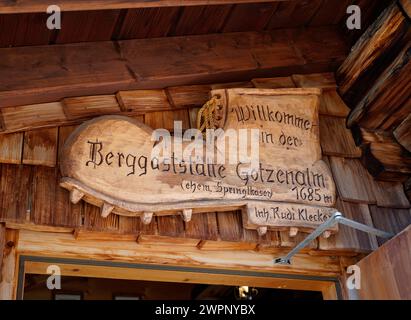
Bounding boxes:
60 88 337 236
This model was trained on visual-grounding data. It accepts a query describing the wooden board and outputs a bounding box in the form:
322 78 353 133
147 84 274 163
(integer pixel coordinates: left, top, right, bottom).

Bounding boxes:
116 89 172 114
318 90 350 118
0 164 32 222
355 225 411 299
0 133 23 164
31 166 58 225
222 2 278 32
55 10 120 44
369 206 411 246
63 95 121 120
54 126 83 228
329 157 377 203
373 180 410 209
318 199 378 253
1 102 67 133
114 7 180 39
319 116 361 158
0 42 135 108
59 88 336 234
22 128 58 167
172 5 233 36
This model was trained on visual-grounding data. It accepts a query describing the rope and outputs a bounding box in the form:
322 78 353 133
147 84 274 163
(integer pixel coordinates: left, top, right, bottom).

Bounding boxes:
197 96 219 135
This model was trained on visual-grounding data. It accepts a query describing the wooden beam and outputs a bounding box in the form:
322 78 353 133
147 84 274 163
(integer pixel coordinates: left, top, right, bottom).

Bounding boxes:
17 229 342 277
0 26 348 108
0 1 290 14
24 260 338 299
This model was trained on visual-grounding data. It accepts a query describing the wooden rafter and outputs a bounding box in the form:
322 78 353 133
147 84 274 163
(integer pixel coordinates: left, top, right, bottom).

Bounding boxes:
0 0 291 14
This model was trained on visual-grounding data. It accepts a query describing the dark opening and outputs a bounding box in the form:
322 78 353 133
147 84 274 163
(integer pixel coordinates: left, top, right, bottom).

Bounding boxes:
23 274 323 300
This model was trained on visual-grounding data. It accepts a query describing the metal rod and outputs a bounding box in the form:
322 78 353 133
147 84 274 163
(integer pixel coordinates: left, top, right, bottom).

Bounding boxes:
274 212 341 265
274 211 394 265
337 216 393 239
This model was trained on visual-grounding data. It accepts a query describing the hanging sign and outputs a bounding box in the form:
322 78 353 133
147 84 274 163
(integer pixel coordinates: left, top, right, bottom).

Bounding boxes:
60 88 337 235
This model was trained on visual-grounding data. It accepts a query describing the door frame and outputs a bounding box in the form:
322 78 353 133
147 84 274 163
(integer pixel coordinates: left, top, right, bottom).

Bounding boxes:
17 255 342 300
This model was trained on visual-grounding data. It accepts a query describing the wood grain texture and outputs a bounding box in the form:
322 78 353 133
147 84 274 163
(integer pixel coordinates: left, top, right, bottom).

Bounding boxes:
337 2 409 96
329 157 377 203
0 13 52 47
166 82 252 108
17 229 343 277
0 229 18 300
222 2 278 32
355 225 411 299
251 76 295 89
114 7 180 39
393 113 411 152
318 90 350 118
348 42 411 129
318 199 378 253
373 181 410 209
291 73 336 89
1 102 67 133
0 133 23 164
0 164 32 222
184 212 219 241
0 42 135 108
83 202 119 232
0 0 290 14
217 211 243 242
0 27 347 108
31 166 58 225
362 141 411 181
55 10 120 44
172 5 232 36
63 95 121 120
319 116 361 158
22 128 58 167
54 126 82 228
58 89 336 236
116 89 172 114
369 205 411 246
0 224 4 275
266 0 321 29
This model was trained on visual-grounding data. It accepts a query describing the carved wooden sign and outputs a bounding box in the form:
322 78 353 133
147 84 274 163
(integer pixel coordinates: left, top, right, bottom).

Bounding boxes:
60 88 337 236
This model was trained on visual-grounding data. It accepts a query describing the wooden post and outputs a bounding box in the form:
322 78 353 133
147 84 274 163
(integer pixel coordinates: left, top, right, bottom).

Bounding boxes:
0 228 19 300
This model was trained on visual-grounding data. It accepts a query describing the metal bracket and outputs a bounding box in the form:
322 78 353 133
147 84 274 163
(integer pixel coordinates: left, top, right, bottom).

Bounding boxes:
274 212 394 265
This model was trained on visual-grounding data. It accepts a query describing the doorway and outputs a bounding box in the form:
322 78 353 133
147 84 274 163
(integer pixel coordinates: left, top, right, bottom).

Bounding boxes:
17 256 341 300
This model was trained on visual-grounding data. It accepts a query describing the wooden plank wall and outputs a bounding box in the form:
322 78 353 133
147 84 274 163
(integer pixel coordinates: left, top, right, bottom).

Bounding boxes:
0 73 409 255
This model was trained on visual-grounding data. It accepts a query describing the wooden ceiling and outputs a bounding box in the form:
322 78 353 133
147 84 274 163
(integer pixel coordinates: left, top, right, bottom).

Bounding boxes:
0 0 389 47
